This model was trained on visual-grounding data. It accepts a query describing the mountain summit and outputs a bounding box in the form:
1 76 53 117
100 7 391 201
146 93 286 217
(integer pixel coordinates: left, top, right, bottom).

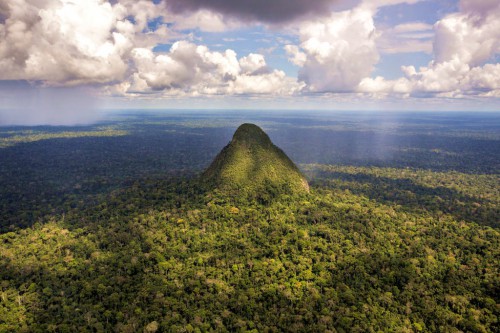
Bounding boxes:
203 124 309 196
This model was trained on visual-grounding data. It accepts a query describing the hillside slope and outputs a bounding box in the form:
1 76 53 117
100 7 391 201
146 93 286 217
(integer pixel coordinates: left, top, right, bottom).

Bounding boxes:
203 124 309 196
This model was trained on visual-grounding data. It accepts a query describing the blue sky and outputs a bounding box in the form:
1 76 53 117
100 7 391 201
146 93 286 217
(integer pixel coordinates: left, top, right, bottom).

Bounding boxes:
0 0 499 124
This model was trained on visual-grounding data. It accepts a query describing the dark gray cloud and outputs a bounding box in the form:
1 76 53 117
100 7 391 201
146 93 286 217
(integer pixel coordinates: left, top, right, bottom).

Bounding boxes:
166 0 343 23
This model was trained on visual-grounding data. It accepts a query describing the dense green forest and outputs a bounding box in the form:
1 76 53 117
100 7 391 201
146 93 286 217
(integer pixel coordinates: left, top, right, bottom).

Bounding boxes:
0 111 499 332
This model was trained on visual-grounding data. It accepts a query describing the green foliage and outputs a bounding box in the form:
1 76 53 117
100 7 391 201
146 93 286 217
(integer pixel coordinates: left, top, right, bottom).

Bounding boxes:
0 112 498 332
305 164 499 228
203 124 309 196
0 177 498 332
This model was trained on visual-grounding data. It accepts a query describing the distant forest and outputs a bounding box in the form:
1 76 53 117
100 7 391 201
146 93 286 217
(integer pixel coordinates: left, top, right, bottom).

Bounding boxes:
1 111 498 332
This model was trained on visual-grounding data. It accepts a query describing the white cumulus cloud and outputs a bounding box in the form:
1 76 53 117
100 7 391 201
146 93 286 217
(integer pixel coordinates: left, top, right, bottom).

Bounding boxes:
0 0 167 85
0 0 301 97
285 6 379 92
0 0 498 105
120 41 302 96
358 0 500 98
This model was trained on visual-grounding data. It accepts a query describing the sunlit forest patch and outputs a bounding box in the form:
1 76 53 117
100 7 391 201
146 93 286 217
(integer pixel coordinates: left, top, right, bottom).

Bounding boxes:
304 164 499 228
0 127 129 148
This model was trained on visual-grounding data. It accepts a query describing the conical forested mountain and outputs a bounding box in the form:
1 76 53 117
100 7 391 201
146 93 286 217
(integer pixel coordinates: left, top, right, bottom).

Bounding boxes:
203 123 309 196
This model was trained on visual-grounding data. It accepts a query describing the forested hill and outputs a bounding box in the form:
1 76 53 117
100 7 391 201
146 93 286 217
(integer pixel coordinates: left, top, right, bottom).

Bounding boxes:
203 123 309 196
